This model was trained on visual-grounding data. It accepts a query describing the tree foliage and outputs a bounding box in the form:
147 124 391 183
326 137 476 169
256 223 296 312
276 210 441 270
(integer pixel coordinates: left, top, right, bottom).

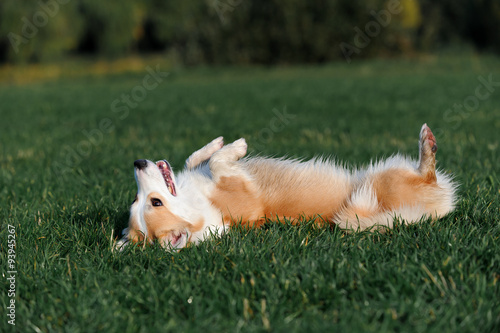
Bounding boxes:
0 0 498 64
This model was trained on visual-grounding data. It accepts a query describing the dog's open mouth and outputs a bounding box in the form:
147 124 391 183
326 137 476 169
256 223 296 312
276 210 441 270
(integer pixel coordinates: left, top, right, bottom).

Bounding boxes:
156 160 177 196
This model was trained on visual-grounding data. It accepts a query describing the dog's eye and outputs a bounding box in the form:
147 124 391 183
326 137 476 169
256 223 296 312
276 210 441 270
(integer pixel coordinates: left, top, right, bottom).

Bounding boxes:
151 198 163 207
132 194 138 203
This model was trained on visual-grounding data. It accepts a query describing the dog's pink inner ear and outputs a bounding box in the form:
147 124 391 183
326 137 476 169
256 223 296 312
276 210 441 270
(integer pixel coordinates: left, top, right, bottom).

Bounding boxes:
156 160 177 196
166 172 177 196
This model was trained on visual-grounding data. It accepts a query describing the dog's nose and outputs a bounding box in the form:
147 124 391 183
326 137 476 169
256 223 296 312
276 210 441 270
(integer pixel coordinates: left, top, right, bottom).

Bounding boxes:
134 159 148 170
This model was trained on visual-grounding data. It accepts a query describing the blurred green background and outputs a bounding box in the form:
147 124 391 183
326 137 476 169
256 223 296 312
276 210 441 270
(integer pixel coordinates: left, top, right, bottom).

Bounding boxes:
1 0 499 65
1 2 500 331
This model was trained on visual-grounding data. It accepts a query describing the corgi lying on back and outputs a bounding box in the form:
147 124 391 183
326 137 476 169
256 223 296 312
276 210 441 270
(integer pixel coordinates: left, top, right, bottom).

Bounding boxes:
116 124 457 250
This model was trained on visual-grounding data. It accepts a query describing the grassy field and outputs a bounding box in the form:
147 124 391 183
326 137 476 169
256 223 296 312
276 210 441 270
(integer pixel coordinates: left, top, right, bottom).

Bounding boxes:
1 56 499 332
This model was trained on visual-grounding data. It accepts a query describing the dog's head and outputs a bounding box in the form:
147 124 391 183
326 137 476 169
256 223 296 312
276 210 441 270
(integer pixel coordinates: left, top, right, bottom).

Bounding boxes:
123 159 192 249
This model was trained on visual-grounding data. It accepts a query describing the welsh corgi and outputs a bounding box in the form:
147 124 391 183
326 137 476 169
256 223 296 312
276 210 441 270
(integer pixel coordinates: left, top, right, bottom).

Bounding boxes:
116 124 457 250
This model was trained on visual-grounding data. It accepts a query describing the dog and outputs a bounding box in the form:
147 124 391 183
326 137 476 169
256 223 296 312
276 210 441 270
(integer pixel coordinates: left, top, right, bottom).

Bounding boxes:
116 124 457 250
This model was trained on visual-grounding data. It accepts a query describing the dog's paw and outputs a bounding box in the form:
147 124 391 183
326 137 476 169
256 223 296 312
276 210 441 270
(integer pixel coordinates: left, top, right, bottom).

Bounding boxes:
114 238 129 252
420 123 437 155
227 138 247 159
210 138 248 169
207 136 224 154
418 123 437 181
185 137 224 169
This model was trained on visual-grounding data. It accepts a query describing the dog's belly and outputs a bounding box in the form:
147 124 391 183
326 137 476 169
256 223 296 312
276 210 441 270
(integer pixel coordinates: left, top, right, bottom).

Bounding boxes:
261 189 346 221
209 158 352 225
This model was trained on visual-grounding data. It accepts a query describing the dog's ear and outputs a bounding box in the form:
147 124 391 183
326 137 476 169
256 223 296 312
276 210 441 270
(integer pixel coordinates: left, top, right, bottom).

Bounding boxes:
156 160 177 196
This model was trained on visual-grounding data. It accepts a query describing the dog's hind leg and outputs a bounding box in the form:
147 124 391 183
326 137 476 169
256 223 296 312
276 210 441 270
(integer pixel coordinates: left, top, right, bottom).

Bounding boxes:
185 136 224 169
334 124 452 231
417 123 438 182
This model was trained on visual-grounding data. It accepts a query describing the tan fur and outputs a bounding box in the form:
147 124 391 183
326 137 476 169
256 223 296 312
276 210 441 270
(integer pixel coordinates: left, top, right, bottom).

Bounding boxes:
418 125 438 182
210 162 431 227
246 158 350 221
210 176 265 226
207 131 454 230
144 193 190 238
329 169 441 230
370 169 431 210
209 159 353 226
118 124 457 250
127 215 144 242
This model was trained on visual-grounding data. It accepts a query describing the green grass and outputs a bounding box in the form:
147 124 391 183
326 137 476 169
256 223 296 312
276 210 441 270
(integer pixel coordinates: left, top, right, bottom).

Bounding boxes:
1 56 499 332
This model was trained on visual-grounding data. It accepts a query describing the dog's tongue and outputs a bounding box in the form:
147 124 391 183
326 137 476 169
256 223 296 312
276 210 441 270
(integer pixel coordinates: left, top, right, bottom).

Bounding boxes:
156 160 177 196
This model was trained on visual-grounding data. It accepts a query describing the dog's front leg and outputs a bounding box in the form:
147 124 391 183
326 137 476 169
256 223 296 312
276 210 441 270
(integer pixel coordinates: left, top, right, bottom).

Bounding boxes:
208 138 248 182
208 138 264 226
185 136 224 170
